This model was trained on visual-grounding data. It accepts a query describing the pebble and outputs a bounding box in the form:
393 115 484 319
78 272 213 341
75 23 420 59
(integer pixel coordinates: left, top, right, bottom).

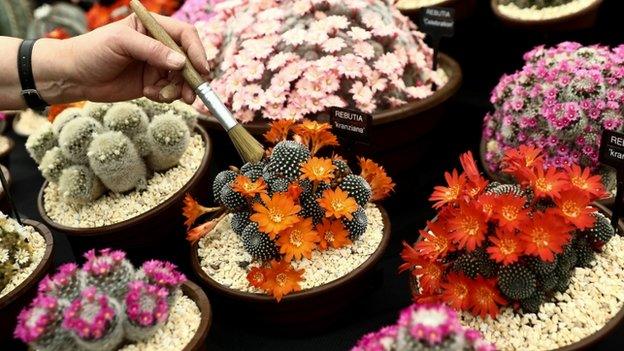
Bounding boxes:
43 134 205 228
460 235 624 351
197 205 385 293
497 0 597 21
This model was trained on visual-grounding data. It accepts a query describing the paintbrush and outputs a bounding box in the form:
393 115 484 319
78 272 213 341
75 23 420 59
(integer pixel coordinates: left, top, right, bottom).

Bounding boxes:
128 0 264 163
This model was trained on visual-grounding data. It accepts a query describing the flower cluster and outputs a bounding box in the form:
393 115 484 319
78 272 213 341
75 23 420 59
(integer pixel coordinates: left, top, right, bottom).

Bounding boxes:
498 0 574 9
482 42 624 191
184 120 394 300
15 250 187 350
173 0 223 23
0 213 33 293
190 0 446 123
401 147 614 317
352 303 496 350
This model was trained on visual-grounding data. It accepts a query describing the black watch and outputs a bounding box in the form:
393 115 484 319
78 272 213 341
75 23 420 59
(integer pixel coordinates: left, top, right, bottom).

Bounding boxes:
18 39 49 112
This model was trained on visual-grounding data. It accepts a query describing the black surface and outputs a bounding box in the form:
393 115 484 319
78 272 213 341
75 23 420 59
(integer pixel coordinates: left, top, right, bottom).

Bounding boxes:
3 0 624 350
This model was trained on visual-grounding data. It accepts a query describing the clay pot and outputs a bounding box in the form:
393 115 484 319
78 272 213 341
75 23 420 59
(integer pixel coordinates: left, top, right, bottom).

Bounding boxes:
490 0 603 31
179 280 213 351
0 165 12 214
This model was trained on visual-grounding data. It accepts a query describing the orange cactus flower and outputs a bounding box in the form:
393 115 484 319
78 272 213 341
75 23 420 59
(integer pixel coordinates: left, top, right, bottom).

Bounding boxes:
415 221 451 260
470 277 507 318
262 260 304 301
447 202 488 251
399 241 421 274
553 189 595 230
459 151 488 197
48 101 86 122
186 218 220 243
317 188 359 220
232 175 268 198
429 169 466 209
300 157 336 182
251 193 302 238
413 260 445 294
476 193 497 219
359 158 395 201
487 230 524 265
182 194 218 229
277 218 318 261
287 182 303 200
264 120 295 144
565 165 607 200
293 120 338 155
246 266 268 289
441 273 471 310
519 212 573 262
527 167 567 199
316 219 351 250
492 194 529 232
502 145 545 180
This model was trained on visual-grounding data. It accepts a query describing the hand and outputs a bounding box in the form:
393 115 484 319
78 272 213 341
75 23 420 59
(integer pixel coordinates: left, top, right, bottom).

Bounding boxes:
55 13 209 104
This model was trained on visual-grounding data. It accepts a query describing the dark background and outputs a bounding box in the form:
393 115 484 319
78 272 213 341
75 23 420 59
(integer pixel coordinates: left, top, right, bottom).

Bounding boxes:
4 0 624 350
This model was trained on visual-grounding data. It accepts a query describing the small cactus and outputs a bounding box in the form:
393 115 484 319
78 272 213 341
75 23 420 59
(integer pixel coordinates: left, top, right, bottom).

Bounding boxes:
58 117 103 164
39 146 71 183
51 107 82 136
131 133 152 157
14 294 76 351
0 214 33 292
147 112 190 171
138 260 186 298
102 102 149 137
171 100 199 130
38 263 82 301
81 249 135 300
123 280 170 342
82 101 112 123
25 123 57 163
58 165 105 204
130 97 170 118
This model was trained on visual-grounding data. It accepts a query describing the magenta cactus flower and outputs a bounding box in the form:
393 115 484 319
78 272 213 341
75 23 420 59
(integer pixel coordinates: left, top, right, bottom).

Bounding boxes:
140 259 187 293
397 303 460 345
38 263 81 300
63 287 117 340
352 325 398 351
82 249 126 276
82 248 135 300
125 280 169 327
14 294 61 343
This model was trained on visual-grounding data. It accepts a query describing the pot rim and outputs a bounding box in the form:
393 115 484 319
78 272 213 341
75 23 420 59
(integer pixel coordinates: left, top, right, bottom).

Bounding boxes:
190 205 391 303
180 280 212 351
36 126 213 236
0 219 55 309
490 0 603 26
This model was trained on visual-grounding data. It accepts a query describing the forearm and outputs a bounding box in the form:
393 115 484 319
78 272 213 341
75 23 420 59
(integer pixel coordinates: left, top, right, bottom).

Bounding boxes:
0 37 82 111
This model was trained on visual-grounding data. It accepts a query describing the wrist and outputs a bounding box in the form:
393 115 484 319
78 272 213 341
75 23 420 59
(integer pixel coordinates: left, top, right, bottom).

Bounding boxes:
31 38 84 105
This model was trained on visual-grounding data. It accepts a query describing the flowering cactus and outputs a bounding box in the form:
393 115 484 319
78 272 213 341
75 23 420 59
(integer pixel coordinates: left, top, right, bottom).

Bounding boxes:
38 263 82 301
191 0 446 122
0 213 33 293
173 0 223 23
138 260 187 297
352 303 496 350
498 0 574 9
82 249 135 300
63 287 124 351
123 280 170 342
14 294 76 351
482 42 624 191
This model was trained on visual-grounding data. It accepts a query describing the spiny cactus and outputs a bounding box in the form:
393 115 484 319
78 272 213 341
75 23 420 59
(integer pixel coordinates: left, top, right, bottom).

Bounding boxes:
58 165 105 205
171 100 199 130
137 260 187 299
123 281 170 342
0 213 33 292
146 112 190 171
39 146 71 183
25 123 57 163
14 294 76 351
82 102 113 123
498 0 574 9
51 107 82 136
103 102 149 137
38 263 82 301
59 117 103 164
81 249 135 301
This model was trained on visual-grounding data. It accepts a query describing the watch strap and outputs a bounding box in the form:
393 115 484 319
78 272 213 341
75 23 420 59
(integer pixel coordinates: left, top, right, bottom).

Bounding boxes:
18 39 49 111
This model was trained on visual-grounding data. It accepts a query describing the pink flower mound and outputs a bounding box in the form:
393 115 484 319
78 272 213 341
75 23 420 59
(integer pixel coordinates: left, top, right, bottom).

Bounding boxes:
63 287 117 340
125 281 169 327
193 0 446 123
482 42 624 180
172 0 224 23
352 303 496 350
82 248 126 277
14 295 61 343
140 260 187 291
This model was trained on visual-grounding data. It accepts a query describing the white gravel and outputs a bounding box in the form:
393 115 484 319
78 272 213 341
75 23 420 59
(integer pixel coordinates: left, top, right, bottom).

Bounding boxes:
497 0 598 21
120 293 201 351
42 134 205 228
198 205 384 293
460 234 624 351
0 217 47 298
396 0 448 10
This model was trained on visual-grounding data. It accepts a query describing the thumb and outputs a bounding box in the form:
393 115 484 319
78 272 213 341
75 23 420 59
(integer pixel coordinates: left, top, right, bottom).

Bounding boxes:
119 28 186 71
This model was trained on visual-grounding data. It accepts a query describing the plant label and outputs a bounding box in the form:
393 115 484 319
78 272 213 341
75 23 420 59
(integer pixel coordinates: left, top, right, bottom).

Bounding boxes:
599 130 624 233
419 7 455 38
329 107 372 144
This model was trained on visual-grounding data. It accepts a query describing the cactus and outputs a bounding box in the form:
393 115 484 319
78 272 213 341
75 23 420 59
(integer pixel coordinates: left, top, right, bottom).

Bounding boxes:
0 213 33 292
130 97 171 118
0 0 33 38
171 100 199 130
82 101 113 123
131 133 152 157
123 280 170 342
25 123 57 163
14 294 76 351
81 249 135 301
39 147 72 183
498 0 574 9
147 112 190 171
102 102 149 137
87 131 147 193
58 165 105 204
51 107 82 136
59 117 103 164
137 260 186 299
38 263 82 301
62 287 124 351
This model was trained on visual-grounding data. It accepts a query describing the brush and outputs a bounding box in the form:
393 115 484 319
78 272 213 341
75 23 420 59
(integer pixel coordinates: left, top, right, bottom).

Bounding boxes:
128 0 264 163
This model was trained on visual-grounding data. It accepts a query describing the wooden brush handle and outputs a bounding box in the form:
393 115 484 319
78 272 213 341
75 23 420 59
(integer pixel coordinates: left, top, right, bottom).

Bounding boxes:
129 0 204 89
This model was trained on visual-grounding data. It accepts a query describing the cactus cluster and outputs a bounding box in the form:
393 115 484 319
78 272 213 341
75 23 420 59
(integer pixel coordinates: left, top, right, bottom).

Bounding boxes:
15 249 187 351
0 213 34 292
26 99 199 204
184 120 394 300
498 0 574 9
402 146 613 318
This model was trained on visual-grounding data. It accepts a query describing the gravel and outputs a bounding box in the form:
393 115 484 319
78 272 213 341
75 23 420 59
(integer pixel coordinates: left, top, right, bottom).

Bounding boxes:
460 234 624 351
42 134 205 228
396 0 448 10
497 0 597 21
197 205 384 293
0 217 46 298
0 136 10 154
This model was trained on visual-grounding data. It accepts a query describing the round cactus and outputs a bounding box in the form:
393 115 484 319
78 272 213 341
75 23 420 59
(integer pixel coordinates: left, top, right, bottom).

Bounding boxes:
26 123 57 164
146 112 190 171
130 97 170 118
137 260 186 299
87 131 147 193
14 294 76 351
123 280 170 342
81 101 112 123
102 102 149 137
39 147 71 183
171 100 199 130
51 107 82 136
58 165 105 204
81 249 135 301
131 133 152 157
58 117 103 164
38 263 82 301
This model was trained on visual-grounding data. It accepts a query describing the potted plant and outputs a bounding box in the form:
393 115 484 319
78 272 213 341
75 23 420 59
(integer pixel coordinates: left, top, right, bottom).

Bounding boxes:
490 0 604 31
13 248 211 350
28 98 212 260
186 120 393 325
481 42 624 201
187 0 461 173
395 0 477 21
401 146 624 350
0 212 55 344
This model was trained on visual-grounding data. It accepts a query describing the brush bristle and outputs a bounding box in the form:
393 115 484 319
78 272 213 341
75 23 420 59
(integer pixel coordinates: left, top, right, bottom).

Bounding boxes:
228 124 265 163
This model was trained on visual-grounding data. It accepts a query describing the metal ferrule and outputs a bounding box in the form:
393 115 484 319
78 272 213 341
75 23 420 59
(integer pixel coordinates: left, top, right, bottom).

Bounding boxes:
195 82 237 131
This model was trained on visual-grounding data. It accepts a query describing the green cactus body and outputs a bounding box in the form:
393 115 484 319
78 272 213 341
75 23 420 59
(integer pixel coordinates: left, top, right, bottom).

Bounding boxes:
132 133 152 157
171 100 199 130
39 146 72 183
0 214 33 292
147 112 190 171
71 298 124 351
82 102 113 123
103 102 149 137
26 123 57 164
51 107 82 136
88 132 147 193
0 0 33 37
59 117 103 164
130 97 171 119
58 165 105 204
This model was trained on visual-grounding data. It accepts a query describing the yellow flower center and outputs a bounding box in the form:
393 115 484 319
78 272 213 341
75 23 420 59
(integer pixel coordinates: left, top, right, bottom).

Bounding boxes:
499 237 517 255
276 273 287 287
253 272 264 282
535 178 552 192
243 183 255 191
531 227 550 248
446 185 460 201
269 209 283 223
461 216 480 236
571 176 587 189
331 200 345 212
289 230 303 247
313 166 326 177
324 231 335 243
562 201 580 218
501 205 519 222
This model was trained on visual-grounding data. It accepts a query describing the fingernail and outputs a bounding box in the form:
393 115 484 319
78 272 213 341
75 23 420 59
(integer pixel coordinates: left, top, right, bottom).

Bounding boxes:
167 51 186 67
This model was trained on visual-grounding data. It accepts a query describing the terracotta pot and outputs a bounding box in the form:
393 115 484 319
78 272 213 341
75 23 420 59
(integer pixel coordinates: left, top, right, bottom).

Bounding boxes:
0 219 55 344
190 206 391 327
409 202 624 350
37 126 213 265
490 0 603 31
200 53 462 174
0 136 14 167
179 280 213 351
396 0 477 21
0 165 12 214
